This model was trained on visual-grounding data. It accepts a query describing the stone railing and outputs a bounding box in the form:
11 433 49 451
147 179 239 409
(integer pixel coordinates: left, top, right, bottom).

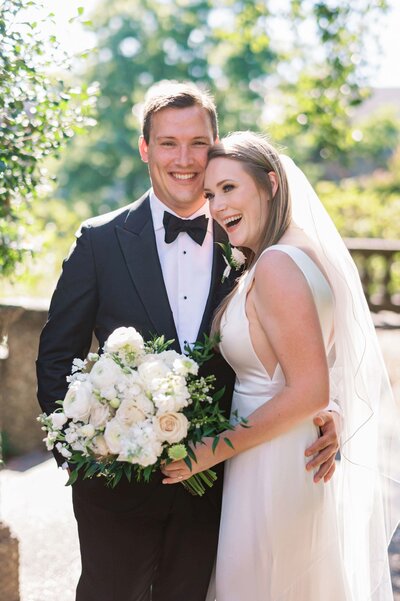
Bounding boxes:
345 238 400 314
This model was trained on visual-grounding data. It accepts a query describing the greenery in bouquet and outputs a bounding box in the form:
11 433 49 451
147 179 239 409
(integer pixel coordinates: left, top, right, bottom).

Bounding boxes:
38 327 244 496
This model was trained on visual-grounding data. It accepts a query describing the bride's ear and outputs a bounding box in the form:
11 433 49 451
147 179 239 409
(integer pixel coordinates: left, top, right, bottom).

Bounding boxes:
267 171 279 197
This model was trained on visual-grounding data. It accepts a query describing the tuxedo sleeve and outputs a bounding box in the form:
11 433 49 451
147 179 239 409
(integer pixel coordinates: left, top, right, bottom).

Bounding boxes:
36 225 98 422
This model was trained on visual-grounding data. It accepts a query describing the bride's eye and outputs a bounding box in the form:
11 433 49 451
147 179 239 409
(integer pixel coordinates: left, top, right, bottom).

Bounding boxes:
222 184 234 193
204 191 214 201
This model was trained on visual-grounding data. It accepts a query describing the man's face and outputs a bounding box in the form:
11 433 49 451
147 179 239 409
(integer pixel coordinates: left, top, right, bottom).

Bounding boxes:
139 105 215 217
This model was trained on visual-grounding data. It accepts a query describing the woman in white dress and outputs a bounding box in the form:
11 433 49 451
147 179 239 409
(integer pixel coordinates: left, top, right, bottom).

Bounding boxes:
162 132 400 600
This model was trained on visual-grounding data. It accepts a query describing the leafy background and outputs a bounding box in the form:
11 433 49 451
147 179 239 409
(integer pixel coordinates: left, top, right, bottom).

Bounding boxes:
1 0 399 299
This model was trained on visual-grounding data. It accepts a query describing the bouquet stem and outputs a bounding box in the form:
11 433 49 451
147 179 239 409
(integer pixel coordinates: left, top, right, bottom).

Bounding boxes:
181 469 217 496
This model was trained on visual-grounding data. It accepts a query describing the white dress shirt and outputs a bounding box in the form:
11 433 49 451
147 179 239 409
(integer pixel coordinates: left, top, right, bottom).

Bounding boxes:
149 191 214 352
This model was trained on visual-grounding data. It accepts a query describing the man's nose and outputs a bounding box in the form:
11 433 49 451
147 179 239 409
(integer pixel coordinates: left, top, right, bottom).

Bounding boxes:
176 145 193 166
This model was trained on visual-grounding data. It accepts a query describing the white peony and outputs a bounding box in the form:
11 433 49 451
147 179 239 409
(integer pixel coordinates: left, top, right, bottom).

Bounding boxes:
63 380 94 422
153 412 189 443
89 356 124 393
116 399 146 426
104 326 145 361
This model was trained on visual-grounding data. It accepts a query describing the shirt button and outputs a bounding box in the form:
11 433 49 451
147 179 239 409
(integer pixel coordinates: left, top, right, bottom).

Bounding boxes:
183 250 187 255
184 296 187 300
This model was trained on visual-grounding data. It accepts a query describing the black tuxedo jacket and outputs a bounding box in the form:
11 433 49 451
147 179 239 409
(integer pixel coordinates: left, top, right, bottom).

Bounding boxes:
36 193 236 469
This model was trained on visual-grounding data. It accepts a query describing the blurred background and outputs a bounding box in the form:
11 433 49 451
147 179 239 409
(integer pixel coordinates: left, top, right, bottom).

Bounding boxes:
1 1 399 599
1 0 399 301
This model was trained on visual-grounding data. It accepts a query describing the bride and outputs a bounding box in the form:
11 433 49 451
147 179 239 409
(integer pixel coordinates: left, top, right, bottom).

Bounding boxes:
162 132 400 600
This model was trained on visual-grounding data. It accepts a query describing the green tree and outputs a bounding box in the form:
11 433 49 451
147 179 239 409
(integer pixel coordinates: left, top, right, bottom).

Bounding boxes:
58 0 389 213
0 0 97 277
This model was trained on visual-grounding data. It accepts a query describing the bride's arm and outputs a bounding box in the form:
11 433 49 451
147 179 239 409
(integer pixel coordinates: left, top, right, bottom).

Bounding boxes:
162 251 330 481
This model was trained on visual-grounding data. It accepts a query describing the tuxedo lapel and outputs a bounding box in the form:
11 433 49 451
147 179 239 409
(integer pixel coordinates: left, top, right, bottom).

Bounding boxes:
115 195 180 352
196 221 231 340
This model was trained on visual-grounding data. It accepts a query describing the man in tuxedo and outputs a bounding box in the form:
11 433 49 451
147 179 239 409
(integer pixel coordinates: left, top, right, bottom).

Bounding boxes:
36 81 340 601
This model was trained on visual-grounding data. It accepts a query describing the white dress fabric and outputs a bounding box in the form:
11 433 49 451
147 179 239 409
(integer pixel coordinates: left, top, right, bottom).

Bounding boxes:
215 244 352 601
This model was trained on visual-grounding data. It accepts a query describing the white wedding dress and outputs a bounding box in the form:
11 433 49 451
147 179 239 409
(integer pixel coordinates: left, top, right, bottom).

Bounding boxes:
214 244 352 601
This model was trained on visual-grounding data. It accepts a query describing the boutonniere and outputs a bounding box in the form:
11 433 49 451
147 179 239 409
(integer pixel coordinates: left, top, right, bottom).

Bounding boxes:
218 243 246 283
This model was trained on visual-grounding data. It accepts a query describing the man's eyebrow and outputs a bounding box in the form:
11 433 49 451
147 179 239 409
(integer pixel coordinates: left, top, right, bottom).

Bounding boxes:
155 135 211 141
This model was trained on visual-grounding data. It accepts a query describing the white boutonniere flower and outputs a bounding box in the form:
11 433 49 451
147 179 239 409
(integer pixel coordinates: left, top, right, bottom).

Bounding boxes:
219 243 246 282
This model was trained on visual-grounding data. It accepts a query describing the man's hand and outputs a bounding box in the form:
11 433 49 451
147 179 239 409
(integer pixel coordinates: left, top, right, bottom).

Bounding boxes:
305 410 341 483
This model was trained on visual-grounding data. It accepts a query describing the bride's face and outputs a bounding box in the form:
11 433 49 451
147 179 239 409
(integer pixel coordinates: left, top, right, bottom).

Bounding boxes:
204 157 271 252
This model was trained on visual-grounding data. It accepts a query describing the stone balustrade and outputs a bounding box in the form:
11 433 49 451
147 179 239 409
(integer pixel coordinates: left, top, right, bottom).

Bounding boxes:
345 238 400 313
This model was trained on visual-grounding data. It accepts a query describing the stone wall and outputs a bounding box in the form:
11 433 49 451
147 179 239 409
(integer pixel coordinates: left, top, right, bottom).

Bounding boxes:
0 301 399 458
0 301 48 456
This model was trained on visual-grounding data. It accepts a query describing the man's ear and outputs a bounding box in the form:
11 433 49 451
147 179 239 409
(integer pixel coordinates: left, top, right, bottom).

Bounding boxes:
138 135 149 163
268 171 279 197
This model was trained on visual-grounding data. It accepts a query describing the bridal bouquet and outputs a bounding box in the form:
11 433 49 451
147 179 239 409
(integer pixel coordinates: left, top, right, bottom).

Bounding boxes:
38 327 240 495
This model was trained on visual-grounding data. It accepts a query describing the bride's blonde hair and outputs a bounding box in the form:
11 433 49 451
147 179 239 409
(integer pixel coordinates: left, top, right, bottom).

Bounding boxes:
210 131 292 334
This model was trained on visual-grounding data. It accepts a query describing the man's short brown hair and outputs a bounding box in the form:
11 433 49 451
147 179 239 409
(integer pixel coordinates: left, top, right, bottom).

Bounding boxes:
141 80 218 143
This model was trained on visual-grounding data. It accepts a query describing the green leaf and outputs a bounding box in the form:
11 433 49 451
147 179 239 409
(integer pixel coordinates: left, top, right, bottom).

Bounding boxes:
212 386 226 403
223 437 234 450
184 456 193 470
78 7 84 16
212 436 220 453
66 469 79 486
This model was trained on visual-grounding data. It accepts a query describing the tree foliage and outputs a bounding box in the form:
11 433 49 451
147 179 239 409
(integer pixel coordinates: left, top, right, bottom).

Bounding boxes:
58 0 389 213
0 0 97 277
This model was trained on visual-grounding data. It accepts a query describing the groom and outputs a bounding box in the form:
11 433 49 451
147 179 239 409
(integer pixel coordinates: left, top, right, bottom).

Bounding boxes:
36 81 340 601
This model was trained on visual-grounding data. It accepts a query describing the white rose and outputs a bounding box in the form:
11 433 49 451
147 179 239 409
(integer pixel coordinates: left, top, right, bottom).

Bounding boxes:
104 326 145 359
89 434 110 457
153 412 189 443
231 247 246 268
63 380 94 422
89 401 110 428
104 418 128 454
89 356 124 392
172 356 199 377
116 399 146 426
50 412 68 430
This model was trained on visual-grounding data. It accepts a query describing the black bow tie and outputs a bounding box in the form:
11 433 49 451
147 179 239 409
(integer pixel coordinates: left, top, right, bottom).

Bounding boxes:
163 211 209 246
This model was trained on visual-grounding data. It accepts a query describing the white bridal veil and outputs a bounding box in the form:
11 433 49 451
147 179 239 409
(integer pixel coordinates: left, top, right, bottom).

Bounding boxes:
281 155 400 600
